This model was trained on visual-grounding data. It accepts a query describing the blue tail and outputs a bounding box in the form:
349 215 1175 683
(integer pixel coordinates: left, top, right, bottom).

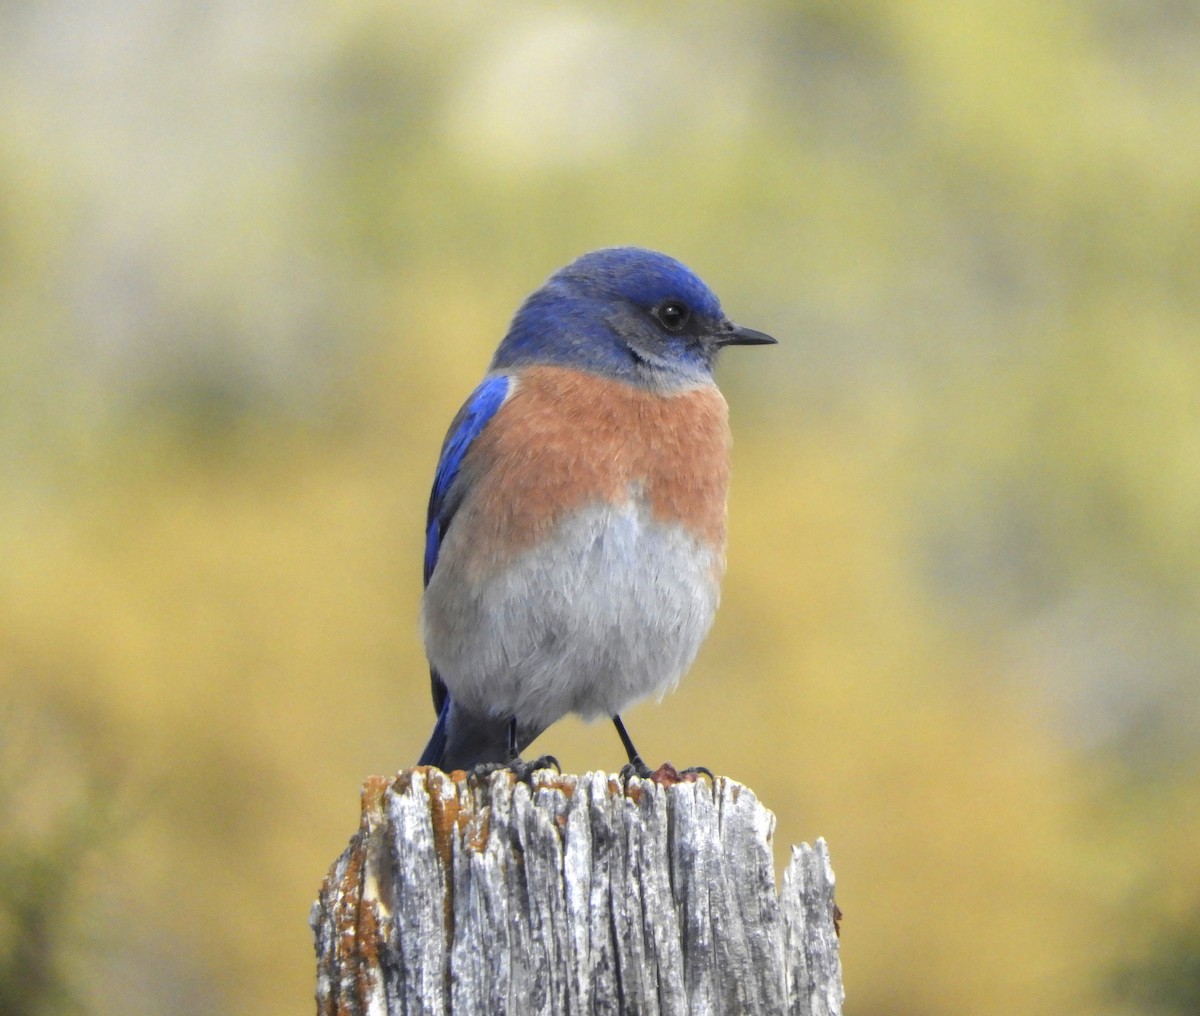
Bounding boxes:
418 697 450 767
416 696 537 772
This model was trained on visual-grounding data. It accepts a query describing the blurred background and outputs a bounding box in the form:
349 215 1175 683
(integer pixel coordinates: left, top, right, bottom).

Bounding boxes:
2 1 1199 1014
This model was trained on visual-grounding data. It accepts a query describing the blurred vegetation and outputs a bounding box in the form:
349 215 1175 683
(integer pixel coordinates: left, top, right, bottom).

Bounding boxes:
1115 906 1200 1015
2 1 1199 1014
0 708 115 1016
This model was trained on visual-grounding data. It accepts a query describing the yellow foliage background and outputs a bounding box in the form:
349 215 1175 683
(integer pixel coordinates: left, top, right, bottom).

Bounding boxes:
2 3 1199 1014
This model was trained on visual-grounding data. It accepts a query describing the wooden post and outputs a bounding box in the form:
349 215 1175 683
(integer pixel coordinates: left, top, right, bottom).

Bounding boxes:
311 768 843 1016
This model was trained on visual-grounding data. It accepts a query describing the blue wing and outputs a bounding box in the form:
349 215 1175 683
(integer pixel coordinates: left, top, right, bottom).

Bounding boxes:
424 373 512 587
423 373 512 723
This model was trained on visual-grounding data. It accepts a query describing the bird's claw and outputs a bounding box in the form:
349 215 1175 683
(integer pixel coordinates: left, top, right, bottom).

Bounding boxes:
507 753 561 784
466 753 560 785
678 765 714 783
619 759 653 782
621 760 714 787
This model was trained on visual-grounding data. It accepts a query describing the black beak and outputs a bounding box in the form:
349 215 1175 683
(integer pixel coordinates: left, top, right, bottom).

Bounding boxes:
717 322 777 347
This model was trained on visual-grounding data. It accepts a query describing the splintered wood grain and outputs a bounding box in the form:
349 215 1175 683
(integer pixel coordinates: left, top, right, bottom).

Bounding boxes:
311 769 843 1016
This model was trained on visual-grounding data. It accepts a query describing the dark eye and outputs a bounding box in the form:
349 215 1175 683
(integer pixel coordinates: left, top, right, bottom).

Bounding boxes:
653 300 690 331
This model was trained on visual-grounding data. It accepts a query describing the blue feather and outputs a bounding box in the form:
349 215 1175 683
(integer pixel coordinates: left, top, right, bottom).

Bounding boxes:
424 373 511 586
492 247 726 383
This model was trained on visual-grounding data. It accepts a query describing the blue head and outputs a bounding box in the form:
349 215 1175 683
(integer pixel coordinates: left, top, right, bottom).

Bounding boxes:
491 247 775 389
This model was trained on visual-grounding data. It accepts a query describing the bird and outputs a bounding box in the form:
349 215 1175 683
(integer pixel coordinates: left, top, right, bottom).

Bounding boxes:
417 246 775 778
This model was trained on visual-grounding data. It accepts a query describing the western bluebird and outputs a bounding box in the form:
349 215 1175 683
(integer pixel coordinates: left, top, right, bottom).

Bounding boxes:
417 247 775 776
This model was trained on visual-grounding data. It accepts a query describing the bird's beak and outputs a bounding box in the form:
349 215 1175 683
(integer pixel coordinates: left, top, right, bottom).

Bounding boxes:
716 322 777 347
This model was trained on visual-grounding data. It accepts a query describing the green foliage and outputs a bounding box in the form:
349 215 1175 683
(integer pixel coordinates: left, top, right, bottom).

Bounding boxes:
1115 910 1200 1015
0 711 113 1016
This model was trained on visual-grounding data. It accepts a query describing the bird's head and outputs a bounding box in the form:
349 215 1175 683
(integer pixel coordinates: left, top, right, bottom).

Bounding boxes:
492 247 775 390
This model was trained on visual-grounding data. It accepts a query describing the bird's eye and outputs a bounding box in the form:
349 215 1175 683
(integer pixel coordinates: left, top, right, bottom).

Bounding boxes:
653 300 690 332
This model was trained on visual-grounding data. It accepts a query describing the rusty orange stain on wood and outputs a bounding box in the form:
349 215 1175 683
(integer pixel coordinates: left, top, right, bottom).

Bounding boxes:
320 823 381 1014
361 774 390 814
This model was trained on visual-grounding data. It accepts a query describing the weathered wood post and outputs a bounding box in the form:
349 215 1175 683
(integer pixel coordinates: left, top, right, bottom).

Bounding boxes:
311 768 843 1016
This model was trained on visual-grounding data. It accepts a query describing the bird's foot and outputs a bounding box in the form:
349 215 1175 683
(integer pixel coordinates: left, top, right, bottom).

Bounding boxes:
509 753 560 783
620 760 713 787
678 764 715 784
473 753 559 785
619 758 653 781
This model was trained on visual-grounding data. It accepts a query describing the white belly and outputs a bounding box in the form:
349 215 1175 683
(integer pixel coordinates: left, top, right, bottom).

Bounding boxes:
422 500 724 729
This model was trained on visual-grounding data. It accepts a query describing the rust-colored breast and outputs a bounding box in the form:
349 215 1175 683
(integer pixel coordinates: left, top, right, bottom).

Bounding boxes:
460 365 732 560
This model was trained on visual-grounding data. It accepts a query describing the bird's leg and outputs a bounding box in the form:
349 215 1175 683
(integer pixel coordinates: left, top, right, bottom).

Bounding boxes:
502 717 559 783
466 717 559 782
510 718 522 752
614 714 653 779
614 714 713 786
